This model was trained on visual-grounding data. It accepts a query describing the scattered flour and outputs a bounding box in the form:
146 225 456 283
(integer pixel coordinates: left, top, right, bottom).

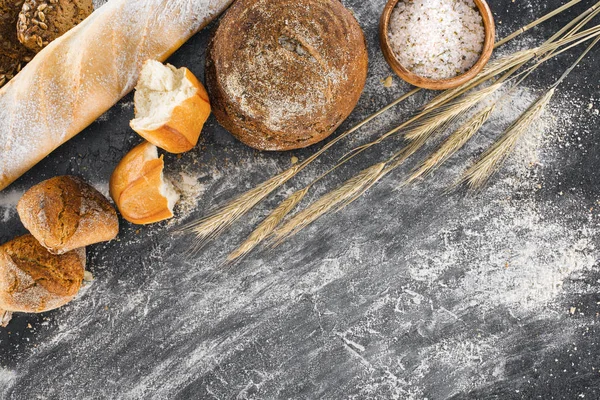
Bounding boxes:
0 369 17 398
0 189 24 223
1 1 599 398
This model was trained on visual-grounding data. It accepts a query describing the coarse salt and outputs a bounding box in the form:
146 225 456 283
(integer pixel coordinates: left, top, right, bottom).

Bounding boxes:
388 0 485 80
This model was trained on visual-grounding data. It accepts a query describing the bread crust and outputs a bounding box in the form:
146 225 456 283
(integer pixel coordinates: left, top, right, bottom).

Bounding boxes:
16 0 94 53
206 0 368 151
17 175 119 254
110 141 175 225
130 68 212 154
0 0 35 86
0 234 85 313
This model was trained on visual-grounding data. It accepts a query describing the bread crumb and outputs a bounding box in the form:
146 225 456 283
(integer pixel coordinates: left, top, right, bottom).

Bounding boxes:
83 271 94 282
381 76 393 88
570 307 577 315
291 156 299 165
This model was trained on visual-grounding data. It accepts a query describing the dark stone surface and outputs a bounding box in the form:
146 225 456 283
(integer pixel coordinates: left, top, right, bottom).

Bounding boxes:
1 0 600 399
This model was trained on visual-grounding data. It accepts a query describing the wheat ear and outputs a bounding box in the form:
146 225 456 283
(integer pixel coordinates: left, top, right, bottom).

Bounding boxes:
460 34 600 189
404 83 503 142
270 163 386 246
179 165 302 251
406 104 497 184
494 0 582 47
227 187 311 262
459 89 555 189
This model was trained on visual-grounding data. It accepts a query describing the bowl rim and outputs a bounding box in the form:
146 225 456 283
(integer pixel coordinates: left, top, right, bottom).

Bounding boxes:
379 0 496 91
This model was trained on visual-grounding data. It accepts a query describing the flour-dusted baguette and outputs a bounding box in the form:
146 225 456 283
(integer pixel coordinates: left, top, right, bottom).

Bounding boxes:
0 0 233 191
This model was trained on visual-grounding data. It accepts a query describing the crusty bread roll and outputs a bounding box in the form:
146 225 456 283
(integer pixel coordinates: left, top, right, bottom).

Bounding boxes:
130 60 211 154
110 141 180 225
206 0 368 151
17 175 119 254
0 0 234 192
0 234 85 316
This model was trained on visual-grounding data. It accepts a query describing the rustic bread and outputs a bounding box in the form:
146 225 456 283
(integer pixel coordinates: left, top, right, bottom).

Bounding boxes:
17 175 119 254
0 0 35 87
0 234 85 315
16 0 94 53
130 60 212 154
0 0 233 192
110 141 180 225
206 0 368 151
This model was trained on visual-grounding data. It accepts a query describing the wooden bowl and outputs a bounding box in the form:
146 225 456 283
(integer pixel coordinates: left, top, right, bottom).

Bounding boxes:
379 0 496 90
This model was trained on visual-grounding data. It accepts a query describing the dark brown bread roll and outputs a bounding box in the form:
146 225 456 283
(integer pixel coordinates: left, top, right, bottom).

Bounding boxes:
16 0 94 53
0 234 85 316
206 0 368 151
17 176 119 254
0 0 35 87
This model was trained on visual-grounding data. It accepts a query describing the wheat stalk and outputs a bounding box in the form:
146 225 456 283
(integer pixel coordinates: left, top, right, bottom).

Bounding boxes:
426 5 600 113
269 163 386 246
406 104 497 184
413 6 600 184
227 186 311 262
178 164 302 251
404 83 503 142
460 34 600 190
458 89 555 189
423 50 535 112
494 0 582 47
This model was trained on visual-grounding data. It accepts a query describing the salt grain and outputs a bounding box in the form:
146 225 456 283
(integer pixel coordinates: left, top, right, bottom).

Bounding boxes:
388 0 485 80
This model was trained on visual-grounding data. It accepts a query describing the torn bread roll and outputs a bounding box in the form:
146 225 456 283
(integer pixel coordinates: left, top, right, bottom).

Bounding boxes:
0 0 233 192
0 234 85 320
17 176 119 254
110 141 179 225
130 60 211 154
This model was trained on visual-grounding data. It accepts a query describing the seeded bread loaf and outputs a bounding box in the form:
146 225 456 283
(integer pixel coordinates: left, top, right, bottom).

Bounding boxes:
0 234 85 316
0 0 234 192
16 0 94 53
17 176 119 254
206 0 368 151
0 0 35 86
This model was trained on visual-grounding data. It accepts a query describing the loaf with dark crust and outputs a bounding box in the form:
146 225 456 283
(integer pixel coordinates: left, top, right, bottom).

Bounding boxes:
17 176 119 254
16 0 93 53
0 0 35 86
206 0 368 151
0 234 85 314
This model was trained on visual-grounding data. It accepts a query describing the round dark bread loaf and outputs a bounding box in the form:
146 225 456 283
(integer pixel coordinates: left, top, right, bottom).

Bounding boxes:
206 0 368 151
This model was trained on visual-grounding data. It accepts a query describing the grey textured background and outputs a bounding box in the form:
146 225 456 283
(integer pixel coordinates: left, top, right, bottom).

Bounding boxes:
1 0 600 399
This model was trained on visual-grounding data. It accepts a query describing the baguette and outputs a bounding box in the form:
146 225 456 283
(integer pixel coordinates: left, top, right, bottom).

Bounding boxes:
0 0 233 191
